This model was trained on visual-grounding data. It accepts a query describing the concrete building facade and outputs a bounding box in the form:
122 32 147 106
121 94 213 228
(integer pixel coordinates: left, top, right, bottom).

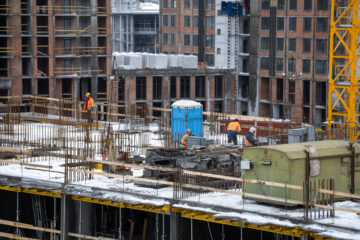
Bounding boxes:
112 0 159 53
0 0 112 102
257 0 329 124
114 68 235 115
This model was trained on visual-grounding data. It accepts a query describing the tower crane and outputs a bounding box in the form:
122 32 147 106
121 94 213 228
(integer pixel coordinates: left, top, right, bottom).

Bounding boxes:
328 0 360 142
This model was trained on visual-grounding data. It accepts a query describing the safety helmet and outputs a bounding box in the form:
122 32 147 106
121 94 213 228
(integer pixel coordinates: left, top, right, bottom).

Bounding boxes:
186 129 192 134
86 92 91 97
250 127 256 134
235 117 241 122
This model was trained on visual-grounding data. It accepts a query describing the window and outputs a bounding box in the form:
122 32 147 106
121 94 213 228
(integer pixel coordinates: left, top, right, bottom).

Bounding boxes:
136 77 146 100
288 58 296 72
163 0 168 8
276 58 284 71
180 76 190 98
261 37 270 50
302 59 311 73
163 33 168 45
215 76 223 98
206 0 214 9
217 29 221 35
62 38 71 54
289 17 297 31
217 48 221 54
184 0 190 8
277 17 284 30
195 76 206 98
170 33 176 45
170 76 176 98
193 0 198 9
316 39 327 53
317 0 328 10
184 15 190 27
304 18 311 32
303 38 311 52
205 16 214 29
192 35 198 46
193 16 198 28
63 59 72 73
289 0 297 10
153 77 162 100
184 34 190 46
262 0 270 9
171 15 176 27
260 57 269 70
317 18 328 32
288 38 296 52
304 0 312 10
205 35 214 48
163 15 168 27
206 54 214 66
171 0 176 8
62 17 71 33
315 60 327 74
261 17 270 30
277 38 284 51
278 0 285 10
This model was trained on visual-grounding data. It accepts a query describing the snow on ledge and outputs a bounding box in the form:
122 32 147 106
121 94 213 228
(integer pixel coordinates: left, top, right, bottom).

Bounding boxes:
171 100 202 109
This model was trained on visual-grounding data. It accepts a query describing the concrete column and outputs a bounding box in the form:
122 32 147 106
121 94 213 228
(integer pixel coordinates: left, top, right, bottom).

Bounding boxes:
74 78 80 100
90 0 99 100
190 76 195 99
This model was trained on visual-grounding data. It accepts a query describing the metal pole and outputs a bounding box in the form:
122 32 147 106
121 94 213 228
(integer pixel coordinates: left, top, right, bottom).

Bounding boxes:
156 213 159 240
221 224 225 240
118 207 122 240
54 197 57 240
78 201 82 240
161 214 166 240
16 191 20 236
240 227 243 240
190 218 193 240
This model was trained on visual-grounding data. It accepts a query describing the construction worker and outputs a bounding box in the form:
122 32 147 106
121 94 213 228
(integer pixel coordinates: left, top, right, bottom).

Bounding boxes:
180 129 192 149
227 117 241 145
245 127 258 147
83 92 94 122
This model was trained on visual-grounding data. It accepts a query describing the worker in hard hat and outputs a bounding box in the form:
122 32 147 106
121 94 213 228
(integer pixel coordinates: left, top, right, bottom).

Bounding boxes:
227 117 241 145
83 92 95 122
245 127 258 147
180 129 192 149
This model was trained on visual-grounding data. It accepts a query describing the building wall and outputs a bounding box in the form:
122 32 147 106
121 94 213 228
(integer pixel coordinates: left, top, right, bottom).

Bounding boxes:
0 0 112 102
257 0 329 124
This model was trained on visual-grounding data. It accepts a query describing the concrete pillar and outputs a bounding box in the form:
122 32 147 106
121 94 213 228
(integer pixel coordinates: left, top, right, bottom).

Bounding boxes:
91 0 98 100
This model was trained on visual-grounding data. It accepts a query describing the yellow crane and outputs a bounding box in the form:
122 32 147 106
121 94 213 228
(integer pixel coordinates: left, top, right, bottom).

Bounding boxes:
328 0 360 141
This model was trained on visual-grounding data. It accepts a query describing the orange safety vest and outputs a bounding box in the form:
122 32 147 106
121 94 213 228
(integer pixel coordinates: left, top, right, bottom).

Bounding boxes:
83 97 94 111
245 136 252 147
227 121 241 133
180 133 189 149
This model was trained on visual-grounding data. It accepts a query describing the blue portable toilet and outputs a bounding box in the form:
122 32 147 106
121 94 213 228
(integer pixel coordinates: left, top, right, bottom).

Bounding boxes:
171 100 203 141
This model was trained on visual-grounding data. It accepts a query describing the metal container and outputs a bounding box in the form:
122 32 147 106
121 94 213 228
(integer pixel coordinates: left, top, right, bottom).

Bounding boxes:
242 140 360 205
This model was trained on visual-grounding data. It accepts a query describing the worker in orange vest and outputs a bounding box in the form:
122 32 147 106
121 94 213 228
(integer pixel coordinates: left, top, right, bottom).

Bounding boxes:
83 92 95 122
227 117 241 145
245 127 258 147
180 129 192 149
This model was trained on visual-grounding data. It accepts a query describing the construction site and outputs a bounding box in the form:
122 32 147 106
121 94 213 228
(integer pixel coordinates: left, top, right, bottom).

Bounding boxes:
0 0 360 240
